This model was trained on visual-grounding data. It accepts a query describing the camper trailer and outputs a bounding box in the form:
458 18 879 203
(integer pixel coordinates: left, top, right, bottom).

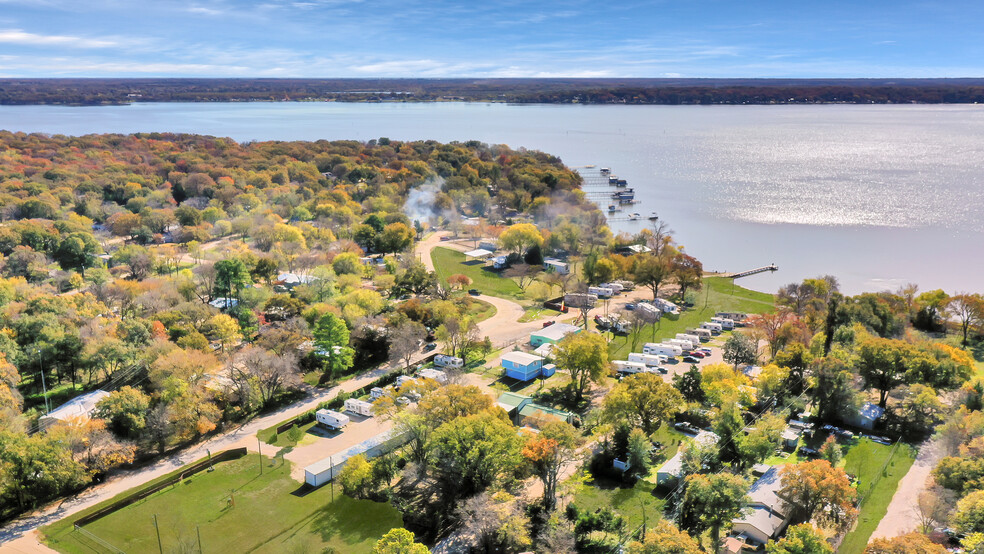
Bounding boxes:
587 286 615 298
370 387 385 400
700 322 723 334
653 298 680 314
711 317 735 330
716 312 747 324
433 355 464 369
677 333 702 346
687 328 712 341
643 343 683 357
628 352 668 367
613 360 650 374
598 282 624 294
316 409 350 430
668 338 696 350
344 398 374 417
418 368 449 383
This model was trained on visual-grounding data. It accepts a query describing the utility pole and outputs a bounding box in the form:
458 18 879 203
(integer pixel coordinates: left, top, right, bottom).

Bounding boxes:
37 349 50 414
257 438 262 475
329 456 334 502
153 514 163 554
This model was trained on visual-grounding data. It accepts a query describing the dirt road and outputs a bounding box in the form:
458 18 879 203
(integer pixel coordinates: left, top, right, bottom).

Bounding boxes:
869 438 945 540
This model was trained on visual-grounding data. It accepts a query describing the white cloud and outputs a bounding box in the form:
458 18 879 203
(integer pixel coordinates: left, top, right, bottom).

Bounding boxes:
0 28 116 48
187 6 224 16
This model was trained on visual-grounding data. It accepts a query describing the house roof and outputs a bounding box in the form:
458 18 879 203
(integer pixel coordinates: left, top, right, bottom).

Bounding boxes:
305 429 405 475
501 351 543 366
44 390 110 422
519 403 573 422
533 343 555 358
747 466 789 517
658 430 720 478
277 272 316 285
496 391 530 408
859 402 885 420
531 323 581 342
733 506 787 539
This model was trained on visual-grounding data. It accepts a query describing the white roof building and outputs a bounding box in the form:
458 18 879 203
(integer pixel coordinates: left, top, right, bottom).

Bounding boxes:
463 248 494 259
39 390 110 430
501 351 544 366
656 430 719 485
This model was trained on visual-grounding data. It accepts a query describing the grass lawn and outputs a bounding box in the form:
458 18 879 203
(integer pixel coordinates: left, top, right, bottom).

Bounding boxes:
431 247 523 300
42 454 402 554
642 426 689 484
258 419 319 447
609 276 775 360
519 306 562 323
573 477 665 532
459 296 497 323
838 439 918 554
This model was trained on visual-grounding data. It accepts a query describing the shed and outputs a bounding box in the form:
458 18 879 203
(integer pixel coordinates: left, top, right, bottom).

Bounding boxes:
533 342 555 359
501 351 544 381
781 427 801 450
519 402 574 425
543 259 569 274
464 248 494 260
496 392 530 420
846 402 885 430
529 323 581 347
39 390 110 430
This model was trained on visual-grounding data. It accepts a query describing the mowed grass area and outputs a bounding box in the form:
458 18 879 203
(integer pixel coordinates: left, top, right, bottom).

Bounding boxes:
431 247 523 300
42 454 402 554
609 276 775 359
838 439 918 554
573 477 666 531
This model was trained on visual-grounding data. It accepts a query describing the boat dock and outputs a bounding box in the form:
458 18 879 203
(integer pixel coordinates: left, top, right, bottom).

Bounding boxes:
721 264 779 279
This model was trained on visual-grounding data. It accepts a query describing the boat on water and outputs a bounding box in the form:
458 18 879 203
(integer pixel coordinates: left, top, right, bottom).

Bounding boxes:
585 164 596 168
600 167 610 174
648 212 659 220
608 204 618 212
615 179 628 187
629 213 641 220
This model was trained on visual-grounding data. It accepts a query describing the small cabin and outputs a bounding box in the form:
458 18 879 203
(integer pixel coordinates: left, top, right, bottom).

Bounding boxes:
501 351 545 381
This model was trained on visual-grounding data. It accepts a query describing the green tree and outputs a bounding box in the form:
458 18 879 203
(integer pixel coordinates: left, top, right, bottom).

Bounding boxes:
767 523 832 554
632 255 672 300
601 373 684 435
810 357 859 423
948 293 984 346
498 223 543 256
626 521 702 554
552 332 610 404
627 428 651 476
373 528 429 554
428 410 525 500
337 453 374 498
377 222 415 253
818 435 843 466
313 313 355 379
521 417 581 510
0 430 89 511
680 472 750 550
673 365 705 403
332 252 362 275
93 386 151 439
857 337 908 407
956 490 984 534
722 332 757 369
214 258 252 299
53 232 100 277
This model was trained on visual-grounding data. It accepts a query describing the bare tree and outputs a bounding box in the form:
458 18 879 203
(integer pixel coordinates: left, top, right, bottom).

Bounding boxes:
504 263 540 291
192 262 218 303
916 484 956 532
229 347 300 409
389 321 427 372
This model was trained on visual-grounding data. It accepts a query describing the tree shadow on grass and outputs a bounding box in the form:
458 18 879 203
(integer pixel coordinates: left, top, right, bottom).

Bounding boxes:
309 497 391 547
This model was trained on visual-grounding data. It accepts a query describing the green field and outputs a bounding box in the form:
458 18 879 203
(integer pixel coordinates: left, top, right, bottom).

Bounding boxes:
609 276 775 359
573 477 665 532
431 247 523 300
42 454 403 554
838 439 918 554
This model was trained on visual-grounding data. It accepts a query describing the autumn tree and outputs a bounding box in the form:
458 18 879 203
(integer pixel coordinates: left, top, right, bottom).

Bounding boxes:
766 524 832 554
601 373 684 434
435 317 479 359
447 273 472 290
388 320 427 372
949 293 984 346
228 347 300 409
680 472 750 550
626 521 702 554
373 528 429 554
955 489 984 535
671 252 703 300
864 533 947 554
498 223 543 256
723 331 758 369
780 460 857 526
552 331 610 404
632 255 672 300
94 386 151 439
427 410 525 500
522 417 581 510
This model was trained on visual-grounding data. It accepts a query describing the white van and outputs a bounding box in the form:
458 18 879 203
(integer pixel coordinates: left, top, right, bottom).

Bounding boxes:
343 398 374 417
643 342 683 357
628 352 668 367
433 355 464 369
316 409 350 430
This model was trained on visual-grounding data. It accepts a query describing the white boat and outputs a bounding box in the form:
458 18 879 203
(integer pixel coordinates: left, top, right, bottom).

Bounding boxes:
648 212 659 220
629 213 641 220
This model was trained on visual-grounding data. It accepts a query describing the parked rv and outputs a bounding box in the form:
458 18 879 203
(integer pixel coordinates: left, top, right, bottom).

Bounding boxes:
316 409 350 430
344 398 374 417
587 286 615 298
687 328 712 341
628 352 668 367
667 338 697 350
700 322 723 334
643 342 683 357
434 354 464 369
598 282 624 294
711 317 735 330
677 333 702 346
613 360 650 374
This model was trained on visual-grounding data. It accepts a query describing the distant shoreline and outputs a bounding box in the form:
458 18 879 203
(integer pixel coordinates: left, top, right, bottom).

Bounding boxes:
2 77 984 106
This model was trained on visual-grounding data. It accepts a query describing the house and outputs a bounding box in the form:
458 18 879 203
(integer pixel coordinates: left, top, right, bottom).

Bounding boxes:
543 258 569 274
846 402 885 430
731 466 793 545
616 244 652 255
495 392 574 426
39 390 110 430
501 351 545 381
655 430 719 485
781 426 801 450
529 323 581 347
275 272 316 290
533 342 554 359
418 368 449 383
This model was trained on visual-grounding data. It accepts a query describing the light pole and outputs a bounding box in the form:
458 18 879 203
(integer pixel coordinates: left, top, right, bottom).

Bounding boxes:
38 349 50 414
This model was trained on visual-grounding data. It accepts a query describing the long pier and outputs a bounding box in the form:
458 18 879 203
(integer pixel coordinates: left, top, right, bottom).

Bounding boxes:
721 264 779 279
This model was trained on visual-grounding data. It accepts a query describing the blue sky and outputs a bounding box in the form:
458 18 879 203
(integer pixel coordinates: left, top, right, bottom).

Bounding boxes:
0 0 980 78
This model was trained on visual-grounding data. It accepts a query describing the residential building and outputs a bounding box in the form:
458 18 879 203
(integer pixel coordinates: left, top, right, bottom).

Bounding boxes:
529 323 581 347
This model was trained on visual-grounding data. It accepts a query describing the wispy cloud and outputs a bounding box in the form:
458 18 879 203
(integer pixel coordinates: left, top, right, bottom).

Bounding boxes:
0 28 116 48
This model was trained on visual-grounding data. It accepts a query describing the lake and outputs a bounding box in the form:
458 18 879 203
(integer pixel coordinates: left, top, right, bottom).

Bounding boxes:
2 101 983 295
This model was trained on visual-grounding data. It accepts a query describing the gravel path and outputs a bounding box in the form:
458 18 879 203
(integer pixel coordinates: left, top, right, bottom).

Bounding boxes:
869 437 945 541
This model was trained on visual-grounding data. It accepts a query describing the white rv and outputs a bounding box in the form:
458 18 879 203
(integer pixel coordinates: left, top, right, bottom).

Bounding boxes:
588 286 615 298
700 322 723 334
613 360 649 374
667 338 696 350
677 333 702 345
344 398 374 417
370 387 385 400
687 328 712 341
598 282 624 294
316 409 350 430
653 298 680 314
711 317 735 330
418 368 449 383
433 355 464 369
643 342 683 357
628 352 668 367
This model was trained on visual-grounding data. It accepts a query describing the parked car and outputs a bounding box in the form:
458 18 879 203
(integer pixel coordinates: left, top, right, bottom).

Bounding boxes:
439 235 452 241
423 342 437 352
798 446 820 458
684 351 705 358
542 320 556 328
625 303 636 310
835 429 855 440
698 348 712 355
674 422 700 435
681 355 701 363
468 289 481 296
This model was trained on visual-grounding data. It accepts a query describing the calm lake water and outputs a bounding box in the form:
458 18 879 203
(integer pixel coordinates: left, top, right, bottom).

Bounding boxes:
2 102 983 295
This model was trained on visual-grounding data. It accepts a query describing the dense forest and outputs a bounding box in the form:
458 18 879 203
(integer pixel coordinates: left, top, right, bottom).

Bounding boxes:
3 78 984 105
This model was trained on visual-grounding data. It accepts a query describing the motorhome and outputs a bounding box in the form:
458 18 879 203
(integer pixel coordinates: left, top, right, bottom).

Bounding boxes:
344 398 374 417
643 343 683 357
316 409 350 430
613 360 650 374
687 328 712 341
628 352 668 367
433 355 464 369
711 317 735 330
587 286 615 298
700 322 723 334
